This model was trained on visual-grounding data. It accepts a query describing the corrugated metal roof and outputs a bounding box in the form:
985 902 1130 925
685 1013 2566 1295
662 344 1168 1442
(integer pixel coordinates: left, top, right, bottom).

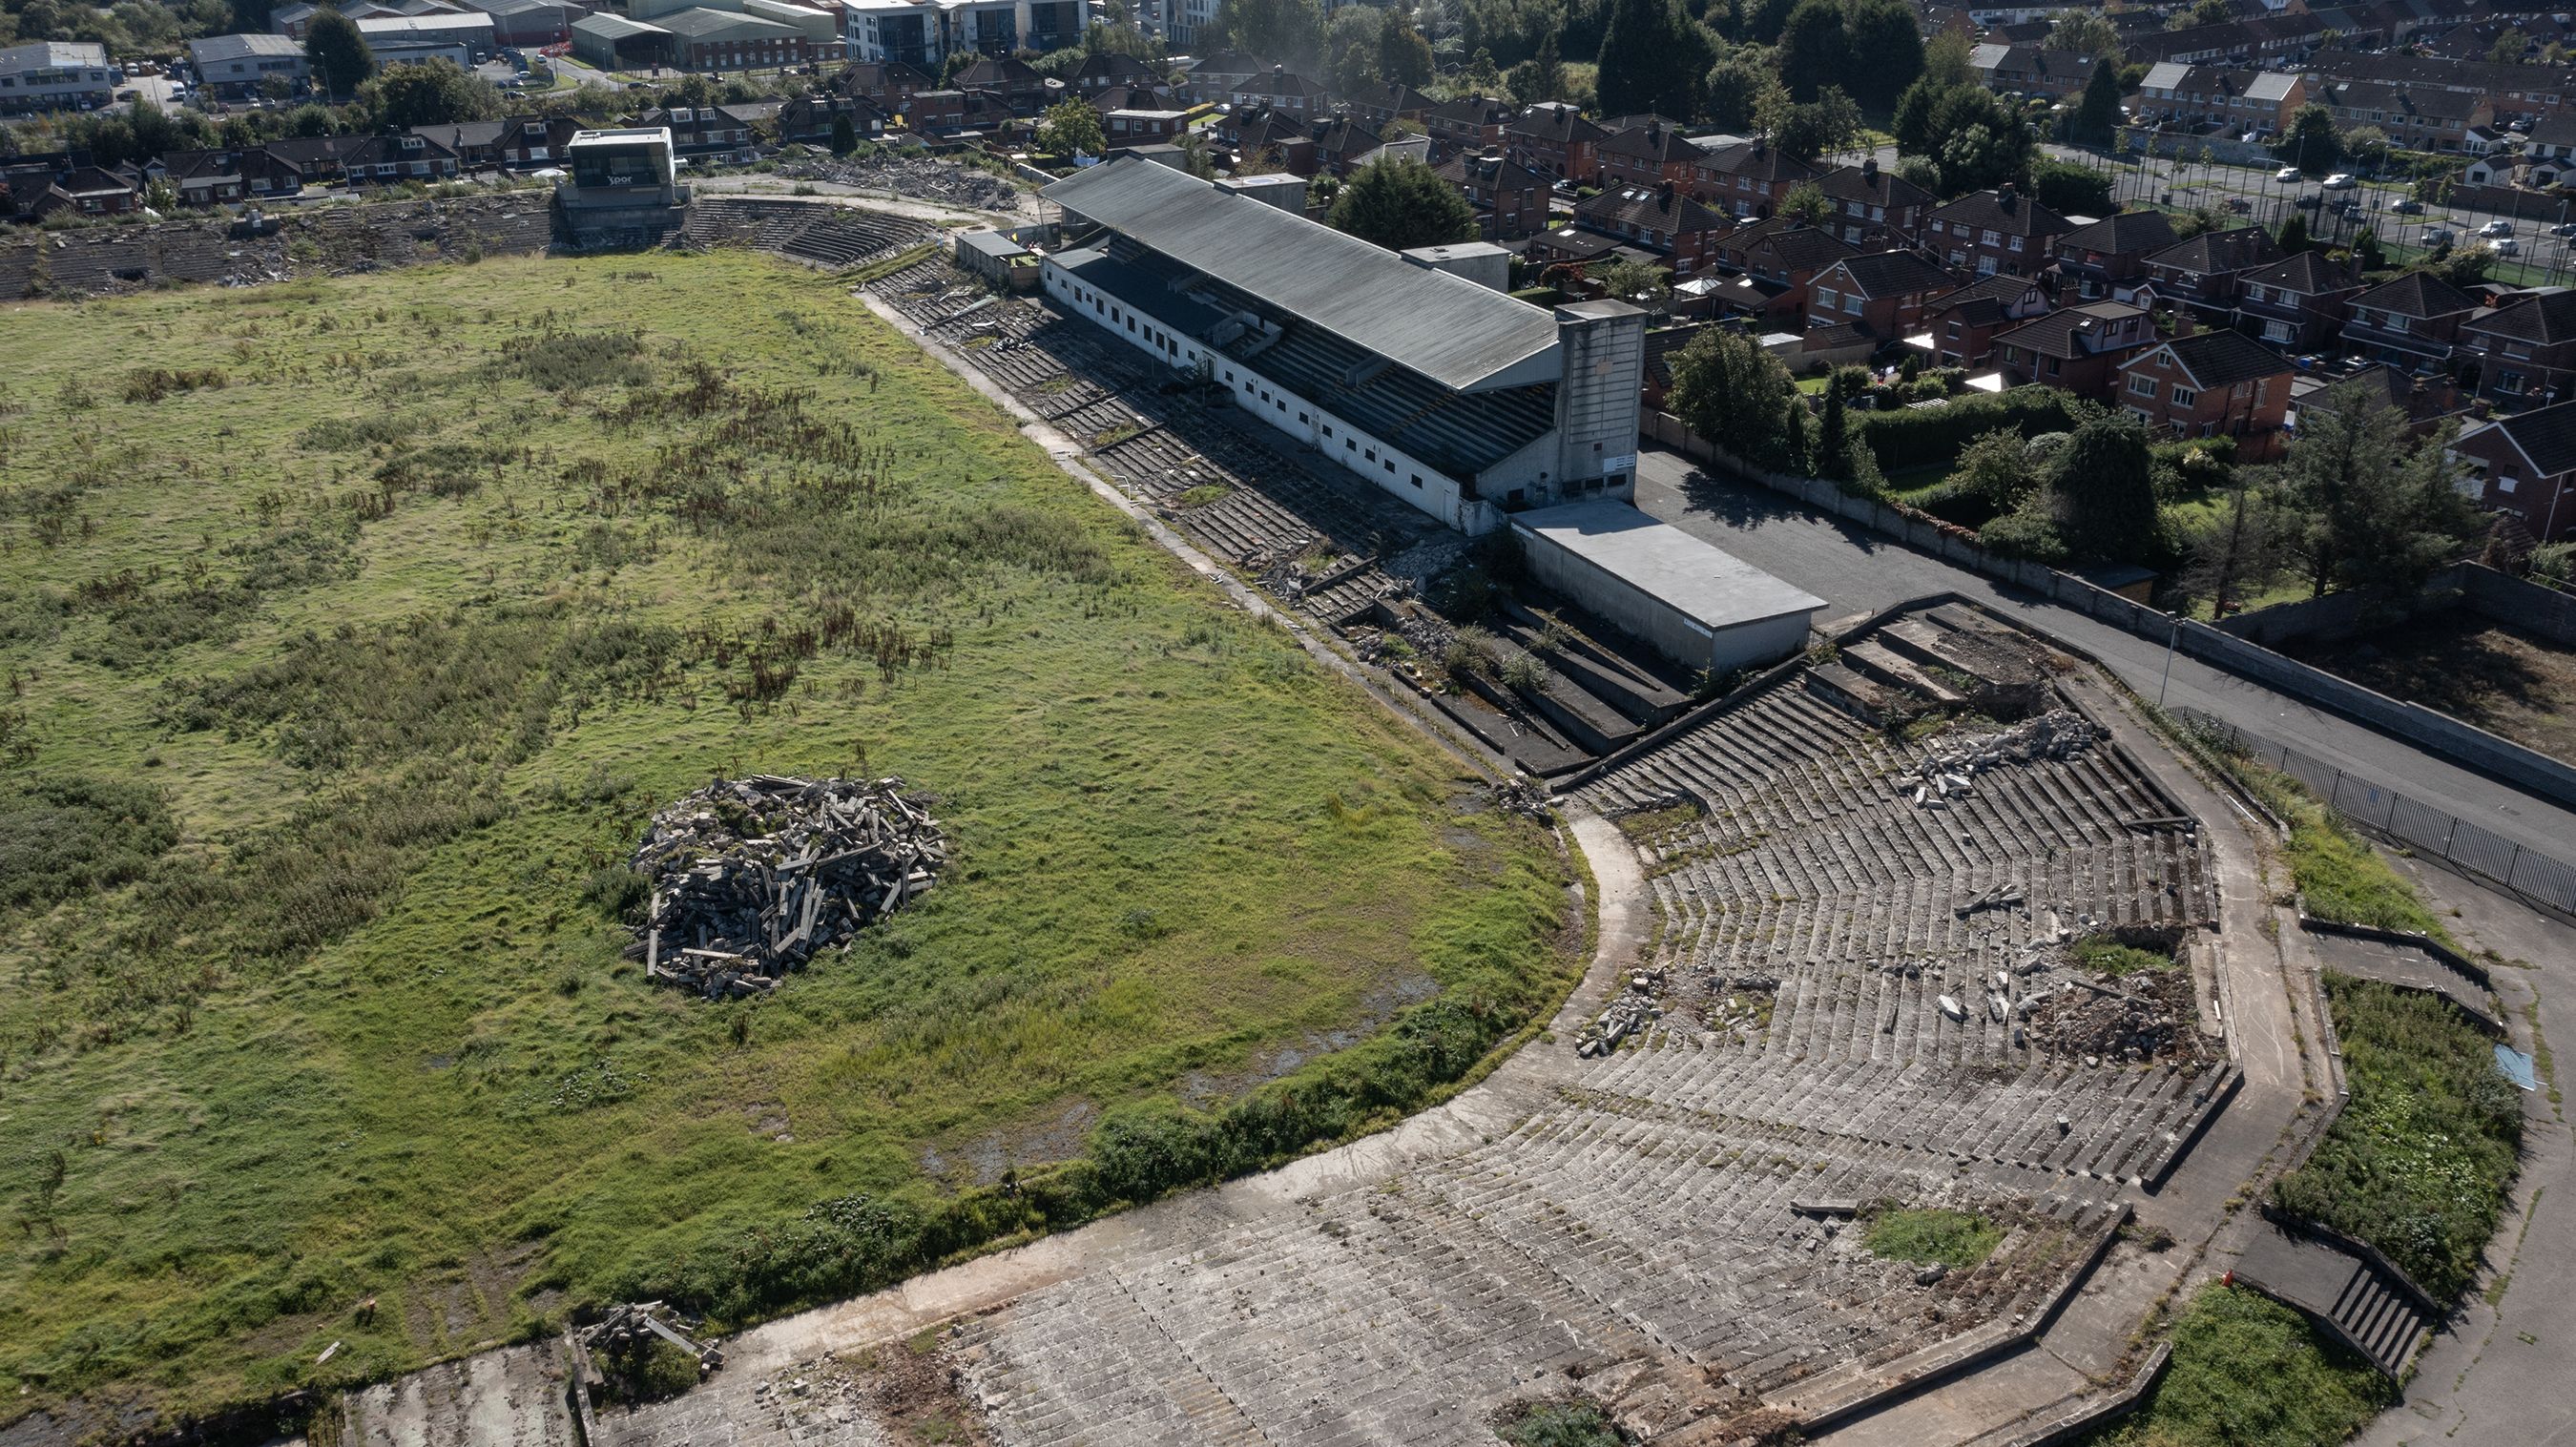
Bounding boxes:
1510 501 1826 630
1043 157 1561 393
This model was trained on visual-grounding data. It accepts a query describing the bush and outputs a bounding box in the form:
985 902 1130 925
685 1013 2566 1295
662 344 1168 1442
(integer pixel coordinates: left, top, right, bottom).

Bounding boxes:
1855 388 2093 475
2273 976 2522 1300
1499 1400 1630 1445
2095 1284 2394 1447
0 774 180 911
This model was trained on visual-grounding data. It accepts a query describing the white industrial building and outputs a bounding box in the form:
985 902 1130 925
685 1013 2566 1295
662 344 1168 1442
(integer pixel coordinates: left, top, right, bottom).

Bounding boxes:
354 11 496 64
0 41 113 114
1038 157 1646 536
1511 501 1826 675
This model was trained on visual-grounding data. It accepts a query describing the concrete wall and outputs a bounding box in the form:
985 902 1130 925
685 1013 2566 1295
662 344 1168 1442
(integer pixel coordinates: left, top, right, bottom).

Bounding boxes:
1644 409 2576 810
2216 561 2576 649
1555 303 1647 490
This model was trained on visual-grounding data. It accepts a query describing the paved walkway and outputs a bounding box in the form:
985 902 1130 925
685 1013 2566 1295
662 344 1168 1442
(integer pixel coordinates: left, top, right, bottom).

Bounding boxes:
1631 451 2576 865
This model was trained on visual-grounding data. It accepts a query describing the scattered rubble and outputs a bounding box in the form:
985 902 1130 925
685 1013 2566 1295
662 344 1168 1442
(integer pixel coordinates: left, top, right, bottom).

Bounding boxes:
2021 963 2199 1064
1578 967 1667 1055
782 155 1027 212
1898 710 2101 808
625 775 945 999
1490 775 1553 819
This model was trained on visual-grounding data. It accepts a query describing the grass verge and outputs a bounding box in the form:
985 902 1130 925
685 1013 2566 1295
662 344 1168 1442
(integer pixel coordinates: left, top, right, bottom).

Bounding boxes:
1863 1208 2002 1271
2086 1283 2393 1447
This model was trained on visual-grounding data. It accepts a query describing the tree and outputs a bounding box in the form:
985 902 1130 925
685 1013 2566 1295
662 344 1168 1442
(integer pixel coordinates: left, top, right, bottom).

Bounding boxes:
1892 74 1948 155
1508 30 1566 104
1776 0 1850 101
1776 179 1832 225
1329 155 1478 250
2046 414 2161 564
1947 426 2041 509
1381 9 1435 86
1813 386 1857 481
1324 4 1382 90
1036 96 1104 156
2354 226 2385 272
1175 128 1217 179
304 7 377 101
1929 86 2036 196
2280 381 2484 607
1921 26 1974 87
1843 0 1923 111
2068 59 2122 145
2491 27 2530 64
1741 0 1799 44
2272 103 2341 170
1703 50 1776 129
1771 85 1860 163
2180 475 2294 618
1595 0 1714 119
1207 0 1323 69
1595 256 1671 302
1668 327 1801 470
363 57 499 129
2424 242 2496 289
2276 212 2310 254
2046 10 2119 59
2029 155 2110 214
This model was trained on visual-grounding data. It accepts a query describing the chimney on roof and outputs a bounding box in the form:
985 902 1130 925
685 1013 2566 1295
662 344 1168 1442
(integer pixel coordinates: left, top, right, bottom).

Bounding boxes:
1861 155 1878 180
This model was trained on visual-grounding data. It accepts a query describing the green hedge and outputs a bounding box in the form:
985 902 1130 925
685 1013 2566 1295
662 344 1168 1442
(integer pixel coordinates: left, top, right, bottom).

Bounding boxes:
1854 388 2094 474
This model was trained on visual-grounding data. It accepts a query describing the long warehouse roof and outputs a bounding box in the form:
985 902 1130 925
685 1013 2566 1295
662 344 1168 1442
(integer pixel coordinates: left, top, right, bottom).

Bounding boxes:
1511 501 1827 630
1042 157 1562 394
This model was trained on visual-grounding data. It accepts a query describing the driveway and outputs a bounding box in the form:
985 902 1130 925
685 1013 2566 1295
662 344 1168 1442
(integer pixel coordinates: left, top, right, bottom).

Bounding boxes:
1630 450 2576 865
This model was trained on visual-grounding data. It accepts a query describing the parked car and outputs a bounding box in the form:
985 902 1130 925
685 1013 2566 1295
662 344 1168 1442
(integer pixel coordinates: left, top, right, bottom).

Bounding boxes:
2553 222 2576 238
2480 219 2515 238
2495 238 2522 256
2295 192 2324 209
2275 165 2302 181
2390 197 2423 215
2323 172 2358 189
2422 226 2457 245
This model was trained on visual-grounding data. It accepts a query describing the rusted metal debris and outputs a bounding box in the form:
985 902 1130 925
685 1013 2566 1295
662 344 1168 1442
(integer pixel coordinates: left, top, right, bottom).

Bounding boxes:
625 775 946 999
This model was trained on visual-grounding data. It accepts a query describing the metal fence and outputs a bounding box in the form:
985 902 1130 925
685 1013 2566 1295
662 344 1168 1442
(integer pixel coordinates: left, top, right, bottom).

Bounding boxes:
2177 708 2576 917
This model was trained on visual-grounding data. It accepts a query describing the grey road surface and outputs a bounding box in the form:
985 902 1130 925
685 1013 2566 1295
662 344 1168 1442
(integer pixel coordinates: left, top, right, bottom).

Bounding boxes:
1631 449 2576 864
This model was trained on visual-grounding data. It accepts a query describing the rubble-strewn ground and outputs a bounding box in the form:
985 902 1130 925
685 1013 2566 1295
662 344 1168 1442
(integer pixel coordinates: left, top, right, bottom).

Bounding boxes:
2284 611 2576 767
0 190 557 300
0 250 1573 1428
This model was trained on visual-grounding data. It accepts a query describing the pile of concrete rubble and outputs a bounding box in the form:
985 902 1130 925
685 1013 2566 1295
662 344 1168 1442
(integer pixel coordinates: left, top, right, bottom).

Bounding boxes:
1578 966 1667 1056
626 775 945 999
1899 710 2100 809
783 155 1026 211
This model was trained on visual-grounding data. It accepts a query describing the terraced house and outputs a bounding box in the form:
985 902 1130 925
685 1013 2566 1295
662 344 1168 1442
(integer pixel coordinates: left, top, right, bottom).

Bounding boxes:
1572 184 1732 277
2460 286 2576 404
1924 185 2072 279
2139 225 2284 320
2051 211 2178 302
2232 250 2361 352
1812 159 1934 249
1692 137 1820 221
2340 270 2481 369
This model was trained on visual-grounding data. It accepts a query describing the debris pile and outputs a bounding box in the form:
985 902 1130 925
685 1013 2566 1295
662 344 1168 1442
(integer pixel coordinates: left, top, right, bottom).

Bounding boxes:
784 155 1027 212
1578 967 1667 1055
1898 710 2100 809
581 1301 723 1372
2019 966 2197 1064
627 775 945 998
1490 774 1553 819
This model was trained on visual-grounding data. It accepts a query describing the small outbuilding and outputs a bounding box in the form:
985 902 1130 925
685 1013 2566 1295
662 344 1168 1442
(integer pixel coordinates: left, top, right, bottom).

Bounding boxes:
1509 500 1825 676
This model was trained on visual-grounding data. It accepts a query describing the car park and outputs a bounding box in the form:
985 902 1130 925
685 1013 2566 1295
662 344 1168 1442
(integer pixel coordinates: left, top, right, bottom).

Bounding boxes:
2553 222 2576 238
2224 196 2252 213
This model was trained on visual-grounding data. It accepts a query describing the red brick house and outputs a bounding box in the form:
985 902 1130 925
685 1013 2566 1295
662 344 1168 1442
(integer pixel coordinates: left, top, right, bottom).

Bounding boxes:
1424 94 1512 154
1070 51 1162 97
2118 328 2296 459
839 58 932 111
2341 270 2482 370
2051 210 2179 301
1229 66 1329 116
1344 81 1430 134
343 133 462 184
1691 137 1819 220
2454 400 2576 540
1506 101 1608 184
29 164 140 216
1312 116 1381 176
1572 183 1732 276
954 55 1051 114
909 88 1012 134
1813 159 1934 248
1990 301 2156 396
1435 149 1549 240
1914 272 2053 367
2460 286 2576 404
2233 249 2363 352
1924 186 2073 278
2137 225 2284 319
1710 220 1860 320
1599 120 1698 191
1804 251 1962 346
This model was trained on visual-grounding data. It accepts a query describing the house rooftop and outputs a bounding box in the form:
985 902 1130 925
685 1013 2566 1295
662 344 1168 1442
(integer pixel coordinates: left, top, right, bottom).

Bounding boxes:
2466 398 2576 475
2148 328 2291 389
1509 500 1827 630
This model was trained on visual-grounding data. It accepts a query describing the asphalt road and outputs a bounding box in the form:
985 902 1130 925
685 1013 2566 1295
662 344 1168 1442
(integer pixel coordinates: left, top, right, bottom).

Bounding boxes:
1631 448 2576 864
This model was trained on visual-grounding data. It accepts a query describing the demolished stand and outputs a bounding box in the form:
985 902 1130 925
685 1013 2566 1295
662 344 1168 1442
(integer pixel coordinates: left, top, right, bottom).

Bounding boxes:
626 775 946 999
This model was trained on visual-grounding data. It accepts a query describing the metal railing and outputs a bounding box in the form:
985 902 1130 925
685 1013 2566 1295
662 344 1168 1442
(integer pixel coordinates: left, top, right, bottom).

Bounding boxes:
2176 708 2576 917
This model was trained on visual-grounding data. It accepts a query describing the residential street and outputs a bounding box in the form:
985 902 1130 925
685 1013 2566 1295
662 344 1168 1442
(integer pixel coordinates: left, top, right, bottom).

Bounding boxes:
1631 449 2576 865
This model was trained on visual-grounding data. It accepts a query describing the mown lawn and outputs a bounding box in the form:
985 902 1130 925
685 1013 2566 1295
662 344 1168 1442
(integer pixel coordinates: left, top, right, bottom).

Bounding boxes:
0 253 1575 1419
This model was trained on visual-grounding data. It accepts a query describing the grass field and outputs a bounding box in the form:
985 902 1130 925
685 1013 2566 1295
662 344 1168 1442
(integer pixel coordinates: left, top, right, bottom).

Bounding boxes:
2087 1284 2393 1447
0 253 1576 1420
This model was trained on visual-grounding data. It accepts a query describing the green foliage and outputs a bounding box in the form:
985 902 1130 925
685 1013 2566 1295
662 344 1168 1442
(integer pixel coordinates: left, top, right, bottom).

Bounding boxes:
2068 60 2123 145
1864 1207 2001 1269
304 6 378 99
360 57 502 129
1945 425 2041 512
1498 1400 1630 1446
1855 385 2090 472
2050 414 2163 565
2029 156 2111 216
1330 155 1480 251
2272 103 2342 170
1776 179 1832 226
829 113 859 156
1594 0 1714 119
1775 0 1850 101
2091 1284 2394 1447
1767 84 1862 164
1205 0 1325 69
2278 380 2483 610
2068 935 2173 977
1667 327 1801 472
2276 213 2310 254
1035 96 1106 157
0 774 179 912
2274 977 2522 1301
1813 387 1857 483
